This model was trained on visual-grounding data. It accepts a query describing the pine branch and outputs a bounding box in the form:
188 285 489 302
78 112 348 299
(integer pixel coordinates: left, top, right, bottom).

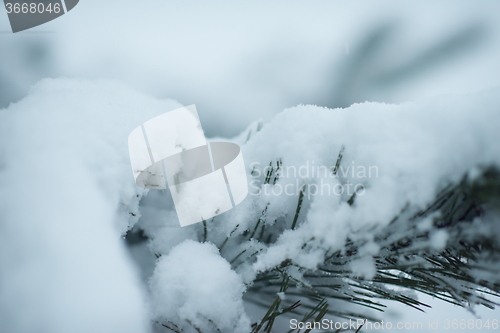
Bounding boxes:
240 164 500 329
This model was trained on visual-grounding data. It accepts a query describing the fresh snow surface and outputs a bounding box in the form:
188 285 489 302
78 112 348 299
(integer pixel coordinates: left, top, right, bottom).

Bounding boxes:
148 240 250 332
1 78 499 332
242 88 500 278
0 79 182 333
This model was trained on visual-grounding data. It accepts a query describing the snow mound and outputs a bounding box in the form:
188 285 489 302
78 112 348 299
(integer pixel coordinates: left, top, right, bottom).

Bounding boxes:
242 89 500 276
0 78 182 333
148 240 250 333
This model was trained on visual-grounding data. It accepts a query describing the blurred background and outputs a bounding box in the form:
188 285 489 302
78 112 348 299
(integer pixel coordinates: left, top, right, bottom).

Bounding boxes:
1 0 499 137
2 1 500 331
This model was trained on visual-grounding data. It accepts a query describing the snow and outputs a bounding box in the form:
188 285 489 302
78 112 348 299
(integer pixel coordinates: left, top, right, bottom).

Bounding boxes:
244 89 500 276
141 85 500 328
429 229 449 250
0 79 182 333
148 240 250 332
1 78 500 332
